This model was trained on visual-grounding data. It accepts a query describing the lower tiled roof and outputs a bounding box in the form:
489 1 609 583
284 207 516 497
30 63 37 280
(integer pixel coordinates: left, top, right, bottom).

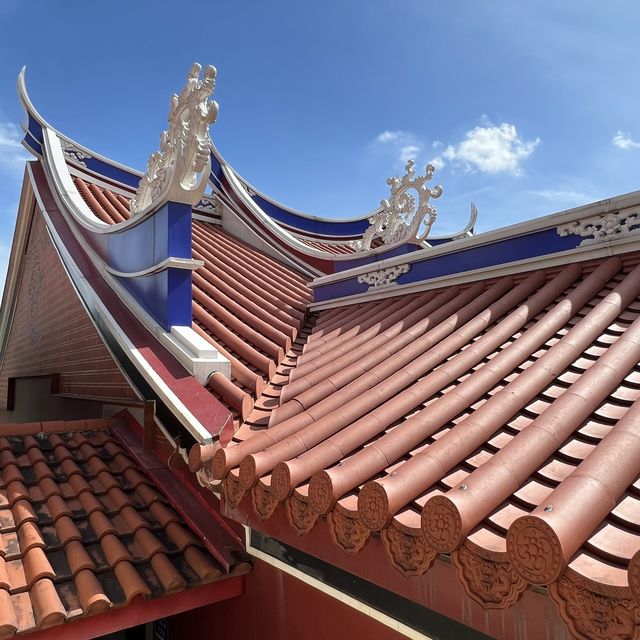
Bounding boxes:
0 418 247 638
194 253 640 639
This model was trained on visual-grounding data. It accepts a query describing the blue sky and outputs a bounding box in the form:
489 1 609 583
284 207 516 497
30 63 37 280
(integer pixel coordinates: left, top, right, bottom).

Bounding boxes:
0 2 639 281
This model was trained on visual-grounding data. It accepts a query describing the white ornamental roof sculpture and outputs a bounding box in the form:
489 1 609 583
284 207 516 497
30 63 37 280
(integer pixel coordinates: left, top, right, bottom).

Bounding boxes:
353 160 443 251
131 63 219 216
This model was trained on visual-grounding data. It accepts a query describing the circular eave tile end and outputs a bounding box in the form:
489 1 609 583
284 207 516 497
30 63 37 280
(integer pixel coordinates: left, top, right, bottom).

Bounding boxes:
628 549 640 605
270 463 292 501
421 495 463 553
210 448 229 480
308 471 335 514
507 515 564 585
358 482 391 532
238 455 258 490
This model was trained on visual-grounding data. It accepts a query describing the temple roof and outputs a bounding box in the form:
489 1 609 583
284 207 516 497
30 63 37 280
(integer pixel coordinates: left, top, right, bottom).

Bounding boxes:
190 250 640 633
0 417 248 639
9 64 640 639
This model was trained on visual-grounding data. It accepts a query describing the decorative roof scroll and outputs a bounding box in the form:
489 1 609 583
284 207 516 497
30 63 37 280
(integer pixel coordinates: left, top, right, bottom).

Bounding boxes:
557 209 640 246
352 160 443 252
357 264 410 289
131 63 219 216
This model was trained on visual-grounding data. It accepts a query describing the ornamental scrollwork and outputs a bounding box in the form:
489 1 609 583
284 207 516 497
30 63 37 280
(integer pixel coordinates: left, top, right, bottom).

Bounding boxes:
352 160 443 251
60 140 91 167
357 264 410 290
131 63 219 216
557 209 640 246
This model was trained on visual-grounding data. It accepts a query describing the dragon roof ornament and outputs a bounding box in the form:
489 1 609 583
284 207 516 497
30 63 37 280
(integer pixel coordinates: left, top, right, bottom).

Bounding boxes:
131 63 219 216
353 160 443 252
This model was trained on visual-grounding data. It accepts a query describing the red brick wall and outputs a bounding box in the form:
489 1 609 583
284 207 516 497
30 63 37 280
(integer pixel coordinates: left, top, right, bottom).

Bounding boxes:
0 209 136 407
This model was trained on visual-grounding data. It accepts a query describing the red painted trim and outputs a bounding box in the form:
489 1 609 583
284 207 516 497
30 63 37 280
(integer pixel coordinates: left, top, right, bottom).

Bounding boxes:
29 162 233 442
111 412 246 572
24 576 244 640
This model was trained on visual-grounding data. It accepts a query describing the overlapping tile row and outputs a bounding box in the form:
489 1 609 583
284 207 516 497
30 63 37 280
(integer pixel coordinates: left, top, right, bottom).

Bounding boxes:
0 418 239 638
73 177 132 224
69 173 313 419
195 253 640 640
192 220 312 416
295 236 356 255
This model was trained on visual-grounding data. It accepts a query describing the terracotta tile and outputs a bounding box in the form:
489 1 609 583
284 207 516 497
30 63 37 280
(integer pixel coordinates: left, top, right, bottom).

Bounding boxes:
45 496 71 522
100 533 132 567
96 471 119 492
16 522 44 554
122 469 149 490
164 523 200 552
74 569 111 615
183 546 222 582
6 483 28 507
106 487 131 512
0 559 10 590
148 502 179 527
78 491 102 516
113 561 150 603
120 506 147 533
64 540 95 576
88 512 117 540
1 466 22 488
149 553 186 593
0 588 17 638
133 528 165 560
53 516 81 546
37 477 61 501
25 448 46 466
22 548 55 588
59 459 82 479
10 501 36 528
135 484 164 507
29 578 65 629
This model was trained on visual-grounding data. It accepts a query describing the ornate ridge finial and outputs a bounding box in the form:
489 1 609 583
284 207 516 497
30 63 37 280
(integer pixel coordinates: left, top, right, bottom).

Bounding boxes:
352 160 443 252
131 63 219 216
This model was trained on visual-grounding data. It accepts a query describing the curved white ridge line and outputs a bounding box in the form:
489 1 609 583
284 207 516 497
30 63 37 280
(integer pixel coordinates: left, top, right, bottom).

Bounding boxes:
18 67 142 178
211 143 379 224
221 156 438 263
42 127 110 230
427 202 478 241
104 257 204 279
222 164 334 259
43 128 187 234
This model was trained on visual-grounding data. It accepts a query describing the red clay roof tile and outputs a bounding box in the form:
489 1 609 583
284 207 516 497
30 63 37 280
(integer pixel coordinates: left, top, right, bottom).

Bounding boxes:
0 422 245 638
196 252 640 638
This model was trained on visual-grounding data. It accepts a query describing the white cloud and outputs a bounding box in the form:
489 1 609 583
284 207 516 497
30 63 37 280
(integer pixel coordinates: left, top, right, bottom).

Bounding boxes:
435 122 540 175
375 130 407 144
525 189 589 204
0 121 29 177
612 131 640 150
372 129 423 167
399 145 421 163
372 119 539 176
